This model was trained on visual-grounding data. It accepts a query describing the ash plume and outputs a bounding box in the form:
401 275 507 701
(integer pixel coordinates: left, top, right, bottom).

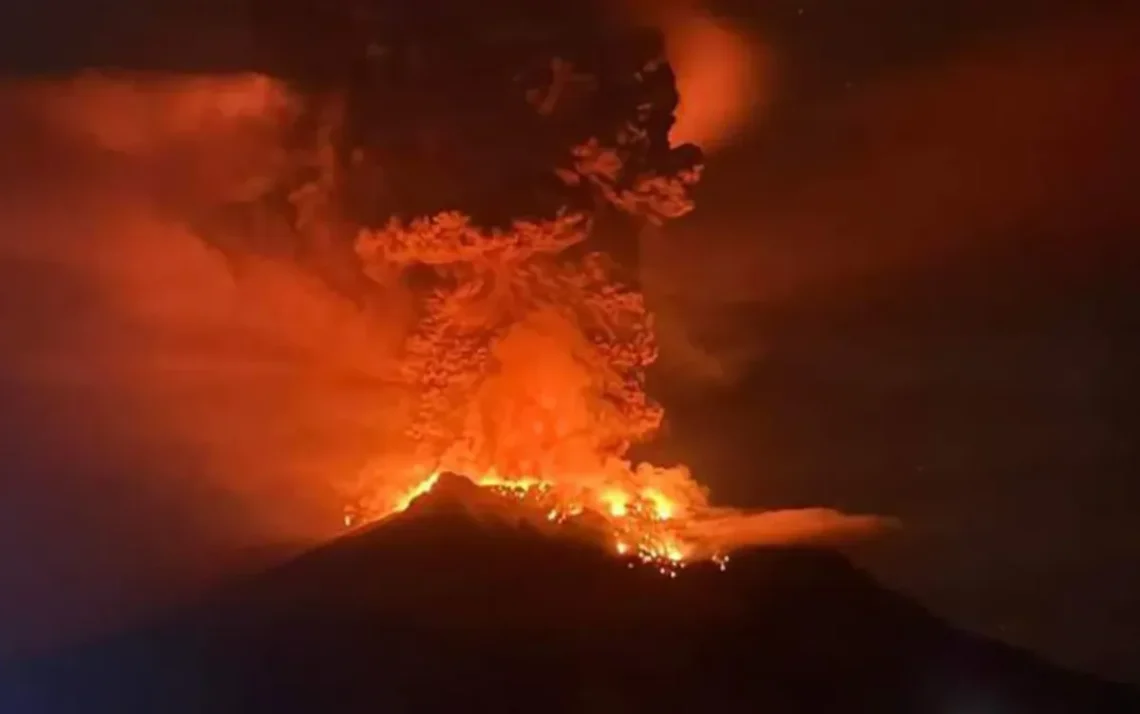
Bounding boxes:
0 3 891 652
0 74 412 525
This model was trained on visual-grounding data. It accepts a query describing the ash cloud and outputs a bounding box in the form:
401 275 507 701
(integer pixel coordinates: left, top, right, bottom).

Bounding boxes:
0 74 411 653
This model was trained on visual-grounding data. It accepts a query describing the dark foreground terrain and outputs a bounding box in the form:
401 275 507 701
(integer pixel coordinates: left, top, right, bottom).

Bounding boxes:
2 475 1136 713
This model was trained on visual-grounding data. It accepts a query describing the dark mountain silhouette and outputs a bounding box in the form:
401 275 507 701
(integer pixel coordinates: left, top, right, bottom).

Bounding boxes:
2 473 1136 713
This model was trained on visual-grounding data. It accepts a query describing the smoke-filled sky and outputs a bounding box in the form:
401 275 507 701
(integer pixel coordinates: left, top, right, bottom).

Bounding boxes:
0 0 1138 684
0 73 416 649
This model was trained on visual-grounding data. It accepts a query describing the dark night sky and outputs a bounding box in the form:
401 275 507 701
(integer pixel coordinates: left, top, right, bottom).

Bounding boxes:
0 0 1138 685
647 0 1140 681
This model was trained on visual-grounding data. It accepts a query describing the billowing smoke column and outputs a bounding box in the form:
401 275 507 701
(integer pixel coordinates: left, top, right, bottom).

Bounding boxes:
216 0 888 563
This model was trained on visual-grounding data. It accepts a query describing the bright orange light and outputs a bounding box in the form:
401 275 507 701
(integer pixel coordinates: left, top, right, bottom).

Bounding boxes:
641 488 675 520
663 11 771 151
600 489 630 517
359 470 699 574
391 472 441 513
332 55 890 573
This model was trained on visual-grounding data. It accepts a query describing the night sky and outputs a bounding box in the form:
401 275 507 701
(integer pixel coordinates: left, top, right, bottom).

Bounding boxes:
1 0 1138 684
649 0 1140 681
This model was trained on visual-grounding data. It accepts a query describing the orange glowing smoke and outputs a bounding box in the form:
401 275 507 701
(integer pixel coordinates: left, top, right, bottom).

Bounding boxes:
15 60 878 574
26 72 293 156
345 206 716 569
664 10 770 151
617 0 771 151
310 14 888 565
341 196 890 568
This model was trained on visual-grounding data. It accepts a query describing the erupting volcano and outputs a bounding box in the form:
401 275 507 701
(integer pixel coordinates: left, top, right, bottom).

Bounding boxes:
4 4 1140 713
231 1 882 568
328 28 720 567
342 179 719 569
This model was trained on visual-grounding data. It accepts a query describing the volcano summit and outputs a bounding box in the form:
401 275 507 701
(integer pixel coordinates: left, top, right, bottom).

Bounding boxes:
2 474 1136 714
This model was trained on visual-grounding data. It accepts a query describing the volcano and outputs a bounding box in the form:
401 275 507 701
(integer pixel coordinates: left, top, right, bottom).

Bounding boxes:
2 474 1135 713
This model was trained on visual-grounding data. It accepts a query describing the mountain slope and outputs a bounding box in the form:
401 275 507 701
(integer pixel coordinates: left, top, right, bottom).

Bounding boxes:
2 474 1136 713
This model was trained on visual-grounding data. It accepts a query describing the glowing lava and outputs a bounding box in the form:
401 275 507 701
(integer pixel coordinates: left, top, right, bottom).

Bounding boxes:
360 469 702 574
